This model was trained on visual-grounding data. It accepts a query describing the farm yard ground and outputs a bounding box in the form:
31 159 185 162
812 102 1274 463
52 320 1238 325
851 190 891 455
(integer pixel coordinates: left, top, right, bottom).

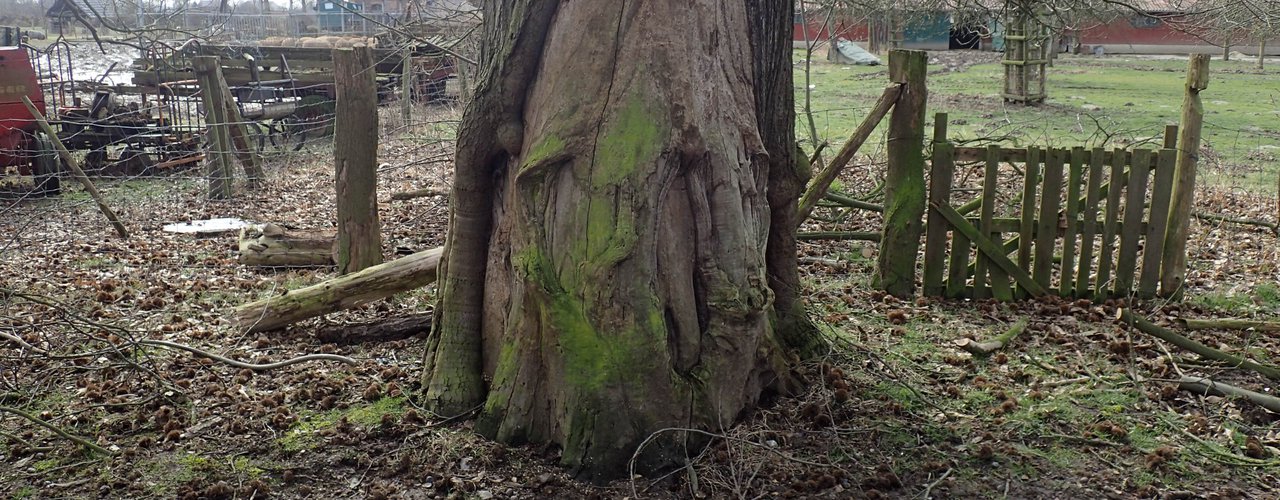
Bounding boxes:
1 52 1278 498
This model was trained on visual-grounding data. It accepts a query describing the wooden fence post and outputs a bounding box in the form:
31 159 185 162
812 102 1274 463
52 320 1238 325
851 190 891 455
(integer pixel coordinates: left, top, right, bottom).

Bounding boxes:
193 56 235 200
401 45 414 125
875 49 927 298
1160 54 1209 298
333 45 383 275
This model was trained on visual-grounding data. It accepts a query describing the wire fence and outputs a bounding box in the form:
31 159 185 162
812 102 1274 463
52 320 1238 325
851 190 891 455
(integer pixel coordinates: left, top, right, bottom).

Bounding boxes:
1 38 462 273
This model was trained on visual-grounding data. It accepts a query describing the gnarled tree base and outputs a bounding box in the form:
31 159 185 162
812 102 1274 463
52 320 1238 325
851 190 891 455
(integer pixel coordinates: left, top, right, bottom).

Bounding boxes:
423 0 812 481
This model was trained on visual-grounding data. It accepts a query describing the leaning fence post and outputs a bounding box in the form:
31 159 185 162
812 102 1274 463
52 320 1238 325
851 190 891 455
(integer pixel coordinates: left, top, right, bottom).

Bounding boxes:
874 49 928 298
333 45 383 275
193 56 235 200
21 96 129 239
1160 54 1209 299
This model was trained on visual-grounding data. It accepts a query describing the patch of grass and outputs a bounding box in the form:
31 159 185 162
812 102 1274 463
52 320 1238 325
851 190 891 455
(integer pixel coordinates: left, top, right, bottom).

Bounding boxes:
797 51 1280 194
1190 290 1258 315
280 396 406 452
33 458 60 472
1254 282 1280 308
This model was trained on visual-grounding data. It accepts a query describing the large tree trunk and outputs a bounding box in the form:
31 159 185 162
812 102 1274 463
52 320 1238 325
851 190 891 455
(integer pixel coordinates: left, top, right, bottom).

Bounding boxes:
422 0 812 482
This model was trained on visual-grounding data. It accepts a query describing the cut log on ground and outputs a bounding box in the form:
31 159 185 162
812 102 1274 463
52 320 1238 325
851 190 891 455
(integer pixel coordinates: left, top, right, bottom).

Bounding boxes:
1178 377 1280 413
234 246 442 333
315 312 432 345
390 188 448 201
237 223 336 267
958 317 1029 356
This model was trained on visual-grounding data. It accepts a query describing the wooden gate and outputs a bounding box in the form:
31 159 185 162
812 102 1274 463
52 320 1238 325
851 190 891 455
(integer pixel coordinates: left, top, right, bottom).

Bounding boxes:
923 114 1189 301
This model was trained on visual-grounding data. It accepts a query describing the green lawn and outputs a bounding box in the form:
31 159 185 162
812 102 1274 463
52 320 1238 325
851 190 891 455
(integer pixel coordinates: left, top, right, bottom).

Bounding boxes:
796 50 1280 191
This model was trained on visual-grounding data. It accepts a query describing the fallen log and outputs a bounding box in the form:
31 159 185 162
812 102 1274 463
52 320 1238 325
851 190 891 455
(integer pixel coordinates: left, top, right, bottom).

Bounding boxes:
957 317 1029 356
1119 309 1280 380
234 247 443 333
315 313 432 345
237 223 336 267
1192 212 1278 233
390 188 448 201
1178 377 1280 413
1177 318 1280 332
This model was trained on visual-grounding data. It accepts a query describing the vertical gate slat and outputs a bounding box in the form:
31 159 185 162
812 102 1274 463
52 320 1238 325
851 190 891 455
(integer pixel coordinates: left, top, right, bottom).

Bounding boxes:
1076 148 1105 298
1115 149 1152 296
1017 147 1040 298
1095 149 1128 299
1034 149 1064 289
1139 148 1178 298
923 138 955 297
946 223 971 298
977 147 1008 299
1060 147 1085 297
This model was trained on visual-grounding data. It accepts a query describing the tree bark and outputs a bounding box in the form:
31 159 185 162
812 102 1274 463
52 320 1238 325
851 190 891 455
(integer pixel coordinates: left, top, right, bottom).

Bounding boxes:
333 45 383 275
422 0 806 481
748 0 822 357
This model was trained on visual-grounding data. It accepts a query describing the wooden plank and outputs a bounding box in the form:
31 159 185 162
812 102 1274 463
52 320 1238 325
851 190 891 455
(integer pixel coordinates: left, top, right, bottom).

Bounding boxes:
1095 149 1127 298
1115 149 1153 296
1139 148 1178 298
1075 147 1105 298
1017 147 1040 297
933 202 1048 297
1034 148 1064 289
922 129 954 297
1060 147 1085 296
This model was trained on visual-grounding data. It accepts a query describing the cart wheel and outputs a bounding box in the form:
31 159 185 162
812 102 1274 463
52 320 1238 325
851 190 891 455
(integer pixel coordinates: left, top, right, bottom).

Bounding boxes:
33 132 61 197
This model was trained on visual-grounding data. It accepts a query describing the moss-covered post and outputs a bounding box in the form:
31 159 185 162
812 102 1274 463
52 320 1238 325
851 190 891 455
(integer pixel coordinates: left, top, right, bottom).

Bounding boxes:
333 45 382 275
875 49 927 298
1160 54 1208 299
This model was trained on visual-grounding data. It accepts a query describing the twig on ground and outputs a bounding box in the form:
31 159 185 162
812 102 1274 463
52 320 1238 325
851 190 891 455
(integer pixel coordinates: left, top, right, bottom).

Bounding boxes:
918 468 952 499
0 406 112 455
137 340 357 370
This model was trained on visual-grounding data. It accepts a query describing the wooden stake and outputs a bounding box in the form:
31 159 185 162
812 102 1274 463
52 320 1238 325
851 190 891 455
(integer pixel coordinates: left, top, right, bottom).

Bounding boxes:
333 45 383 274
1160 54 1209 298
20 96 129 239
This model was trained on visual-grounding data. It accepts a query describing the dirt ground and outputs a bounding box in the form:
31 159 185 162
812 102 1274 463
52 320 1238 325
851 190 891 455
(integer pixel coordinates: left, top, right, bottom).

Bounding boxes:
3 64 1280 499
